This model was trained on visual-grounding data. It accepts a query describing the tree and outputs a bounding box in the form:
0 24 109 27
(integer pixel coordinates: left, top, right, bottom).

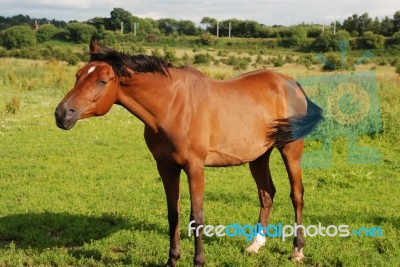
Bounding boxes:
380 16 394 36
158 18 178 35
393 31 400 44
290 27 308 47
1 25 36 49
356 31 385 49
36 24 60 43
200 17 217 35
343 13 373 36
371 17 381 34
358 13 373 35
343 14 359 36
106 8 134 33
67 22 97 43
393 11 400 33
312 30 350 52
87 17 106 31
177 20 198 36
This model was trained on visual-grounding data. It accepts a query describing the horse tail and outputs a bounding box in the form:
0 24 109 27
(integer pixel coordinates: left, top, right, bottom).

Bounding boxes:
268 82 323 148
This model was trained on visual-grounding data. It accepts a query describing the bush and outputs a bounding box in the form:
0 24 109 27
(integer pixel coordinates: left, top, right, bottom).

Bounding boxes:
151 48 162 58
290 27 308 48
99 30 117 46
396 64 400 75
222 55 251 70
67 55 80 66
1 26 37 49
321 53 354 71
193 53 213 65
163 46 178 64
198 32 217 46
312 30 351 52
393 32 400 45
67 22 97 43
5 96 20 114
271 54 285 67
356 32 385 50
36 24 61 43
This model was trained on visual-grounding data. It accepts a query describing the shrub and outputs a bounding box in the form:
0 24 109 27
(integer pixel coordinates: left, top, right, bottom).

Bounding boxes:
193 53 213 65
356 32 385 50
67 22 97 43
36 24 61 43
67 55 80 66
393 32 400 45
151 48 162 58
182 53 191 65
5 96 20 114
198 32 217 46
255 54 263 65
1 26 37 49
100 30 117 46
321 53 354 71
285 54 295 64
271 54 285 67
222 55 251 70
396 64 400 75
163 46 178 64
312 30 351 52
290 27 308 48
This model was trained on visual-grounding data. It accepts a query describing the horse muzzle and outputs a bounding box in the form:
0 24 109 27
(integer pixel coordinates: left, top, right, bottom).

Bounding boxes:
54 103 80 130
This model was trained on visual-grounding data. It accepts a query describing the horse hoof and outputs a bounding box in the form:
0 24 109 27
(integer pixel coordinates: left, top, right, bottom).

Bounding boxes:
245 243 261 254
245 234 266 254
165 259 177 267
291 247 304 263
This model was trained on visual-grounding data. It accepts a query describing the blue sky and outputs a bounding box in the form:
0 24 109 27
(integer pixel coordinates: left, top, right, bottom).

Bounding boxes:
0 0 399 25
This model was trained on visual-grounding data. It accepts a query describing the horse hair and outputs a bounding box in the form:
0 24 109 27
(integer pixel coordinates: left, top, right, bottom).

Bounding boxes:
90 46 172 78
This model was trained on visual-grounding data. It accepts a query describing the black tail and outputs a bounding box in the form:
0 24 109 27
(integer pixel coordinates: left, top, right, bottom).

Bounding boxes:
268 82 323 148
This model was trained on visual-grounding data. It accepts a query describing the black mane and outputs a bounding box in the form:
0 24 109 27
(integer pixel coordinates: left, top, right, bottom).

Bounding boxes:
90 48 172 78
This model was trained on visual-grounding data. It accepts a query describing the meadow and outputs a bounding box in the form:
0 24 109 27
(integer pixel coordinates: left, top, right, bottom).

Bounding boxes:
0 48 399 267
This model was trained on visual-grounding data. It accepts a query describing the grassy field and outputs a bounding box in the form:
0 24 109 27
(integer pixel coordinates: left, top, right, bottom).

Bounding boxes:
0 56 399 266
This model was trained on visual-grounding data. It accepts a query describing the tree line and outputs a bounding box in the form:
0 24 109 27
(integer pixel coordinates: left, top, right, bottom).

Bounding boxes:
1 8 400 52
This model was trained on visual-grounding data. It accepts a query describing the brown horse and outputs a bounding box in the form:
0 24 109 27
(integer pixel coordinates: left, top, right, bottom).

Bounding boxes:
55 39 323 267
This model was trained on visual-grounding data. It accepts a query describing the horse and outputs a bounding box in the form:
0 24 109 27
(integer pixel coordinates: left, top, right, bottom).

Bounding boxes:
55 38 323 267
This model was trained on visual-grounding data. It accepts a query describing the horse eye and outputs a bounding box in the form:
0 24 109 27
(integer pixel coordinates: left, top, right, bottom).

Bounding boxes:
98 80 107 86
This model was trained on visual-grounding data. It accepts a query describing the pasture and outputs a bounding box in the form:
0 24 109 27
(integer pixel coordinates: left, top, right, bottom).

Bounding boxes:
0 56 399 266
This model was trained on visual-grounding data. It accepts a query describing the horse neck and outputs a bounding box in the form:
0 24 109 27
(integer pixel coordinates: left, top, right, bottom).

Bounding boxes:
116 72 174 133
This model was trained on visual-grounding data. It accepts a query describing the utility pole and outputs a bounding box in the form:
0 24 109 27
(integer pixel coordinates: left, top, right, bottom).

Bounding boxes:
333 21 336 35
228 22 232 38
216 21 219 38
121 21 124 34
134 23 137 36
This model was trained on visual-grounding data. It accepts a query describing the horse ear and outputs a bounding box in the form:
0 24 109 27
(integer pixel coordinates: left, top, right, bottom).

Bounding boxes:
90 37 101 52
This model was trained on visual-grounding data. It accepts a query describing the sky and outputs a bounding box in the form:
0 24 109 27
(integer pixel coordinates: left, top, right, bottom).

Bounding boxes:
1 0 399 26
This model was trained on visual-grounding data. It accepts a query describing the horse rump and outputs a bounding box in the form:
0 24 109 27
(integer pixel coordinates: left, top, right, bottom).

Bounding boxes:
268 93 323 148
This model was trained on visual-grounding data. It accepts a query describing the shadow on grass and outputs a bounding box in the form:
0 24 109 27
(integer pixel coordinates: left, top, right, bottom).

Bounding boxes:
0 212 132 250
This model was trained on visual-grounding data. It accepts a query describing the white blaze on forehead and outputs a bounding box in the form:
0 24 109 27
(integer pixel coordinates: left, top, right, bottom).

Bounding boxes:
88 66 96 74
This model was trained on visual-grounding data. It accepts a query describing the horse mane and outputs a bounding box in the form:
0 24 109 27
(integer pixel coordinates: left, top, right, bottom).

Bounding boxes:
89 46 172 78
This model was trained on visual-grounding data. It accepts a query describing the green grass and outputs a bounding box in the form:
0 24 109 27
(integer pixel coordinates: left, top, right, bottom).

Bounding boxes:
0 58 399 266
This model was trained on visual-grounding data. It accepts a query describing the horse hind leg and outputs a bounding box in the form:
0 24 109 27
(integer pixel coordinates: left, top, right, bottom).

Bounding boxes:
279 139 305 262
246 148 275 254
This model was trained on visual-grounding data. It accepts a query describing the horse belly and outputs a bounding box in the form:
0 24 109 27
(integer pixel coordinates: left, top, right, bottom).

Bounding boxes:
204 119 270 167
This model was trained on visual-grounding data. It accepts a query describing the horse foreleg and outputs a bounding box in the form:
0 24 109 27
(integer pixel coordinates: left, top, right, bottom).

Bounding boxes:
246 148 275 253
279 140 305 262
184 162 205 267
157 162 182 267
